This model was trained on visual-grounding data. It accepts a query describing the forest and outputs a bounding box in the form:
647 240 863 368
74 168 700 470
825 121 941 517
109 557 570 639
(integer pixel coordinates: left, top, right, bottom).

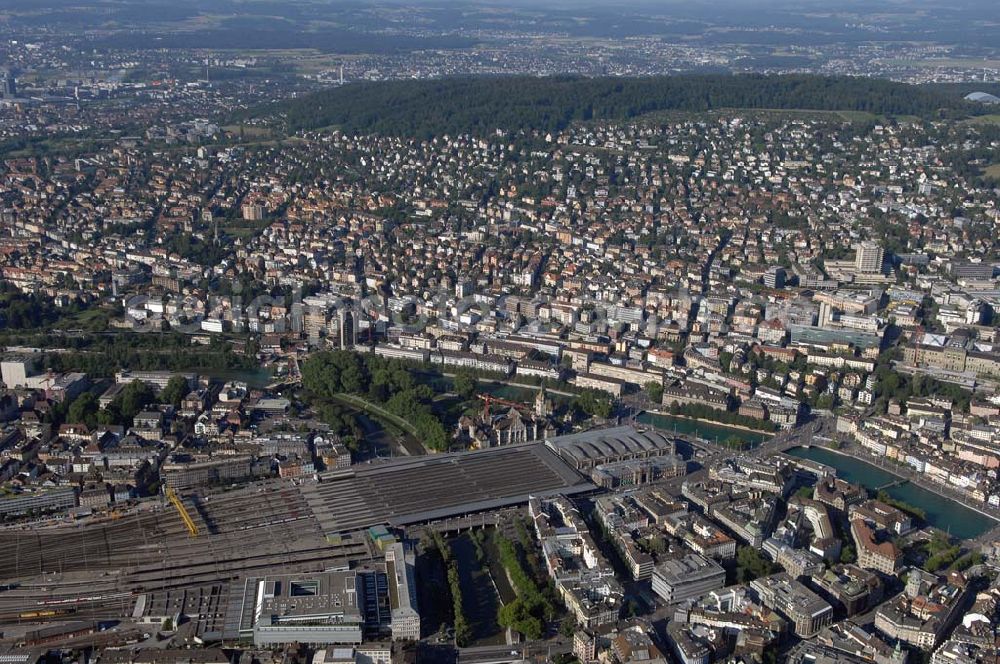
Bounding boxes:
260 74 982 138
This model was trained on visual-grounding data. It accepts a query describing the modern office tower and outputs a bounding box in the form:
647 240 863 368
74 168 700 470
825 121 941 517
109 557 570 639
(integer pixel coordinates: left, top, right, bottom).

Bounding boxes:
854 241 884 274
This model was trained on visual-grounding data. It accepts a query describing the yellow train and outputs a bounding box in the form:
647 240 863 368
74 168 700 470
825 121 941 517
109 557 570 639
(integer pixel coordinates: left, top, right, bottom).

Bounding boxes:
17 609 72 619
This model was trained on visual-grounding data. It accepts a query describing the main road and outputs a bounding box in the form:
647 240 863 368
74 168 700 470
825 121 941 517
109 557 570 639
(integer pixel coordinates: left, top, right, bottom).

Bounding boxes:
456 639 571 663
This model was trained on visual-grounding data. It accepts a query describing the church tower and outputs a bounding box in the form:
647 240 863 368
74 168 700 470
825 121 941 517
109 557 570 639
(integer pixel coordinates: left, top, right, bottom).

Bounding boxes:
535 387 551 418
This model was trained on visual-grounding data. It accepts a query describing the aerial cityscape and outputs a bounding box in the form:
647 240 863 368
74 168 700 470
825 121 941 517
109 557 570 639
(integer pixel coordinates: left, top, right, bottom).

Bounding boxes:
2 0 1000 663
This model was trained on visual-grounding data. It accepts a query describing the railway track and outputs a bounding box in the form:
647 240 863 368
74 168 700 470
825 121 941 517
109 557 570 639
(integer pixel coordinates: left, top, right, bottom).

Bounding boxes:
0 482 374 627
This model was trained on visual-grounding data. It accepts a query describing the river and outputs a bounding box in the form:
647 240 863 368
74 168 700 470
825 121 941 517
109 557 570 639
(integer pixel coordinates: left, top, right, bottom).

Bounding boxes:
417 373 572 405
787 446 997 540
450 531 507 646
636 412 771 447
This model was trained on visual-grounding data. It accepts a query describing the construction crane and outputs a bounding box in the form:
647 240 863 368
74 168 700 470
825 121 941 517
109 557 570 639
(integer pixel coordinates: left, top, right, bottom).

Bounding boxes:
476 393 531 414
165 486 199 538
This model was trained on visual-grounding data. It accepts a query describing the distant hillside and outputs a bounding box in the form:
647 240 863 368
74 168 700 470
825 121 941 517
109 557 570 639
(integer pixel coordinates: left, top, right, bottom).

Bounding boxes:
922 81 1000 100
253 74 979 138
91 29 476 55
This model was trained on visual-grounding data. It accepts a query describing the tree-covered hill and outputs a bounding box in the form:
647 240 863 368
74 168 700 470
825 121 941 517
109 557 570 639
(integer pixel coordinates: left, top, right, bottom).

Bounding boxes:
253 74 980 138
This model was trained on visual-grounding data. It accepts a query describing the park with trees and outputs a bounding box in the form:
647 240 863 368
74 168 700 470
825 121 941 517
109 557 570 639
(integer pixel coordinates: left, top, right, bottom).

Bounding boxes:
301 351 450 451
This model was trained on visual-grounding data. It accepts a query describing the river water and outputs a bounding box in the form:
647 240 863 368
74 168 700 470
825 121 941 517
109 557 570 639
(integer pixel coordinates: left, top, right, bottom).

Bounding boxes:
787 446 996 540
450 531 507 646
636 412 771 447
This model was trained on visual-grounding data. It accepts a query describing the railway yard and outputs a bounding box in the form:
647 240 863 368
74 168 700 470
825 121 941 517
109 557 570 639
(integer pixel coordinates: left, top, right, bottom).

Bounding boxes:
0 483 373 632
0 441 596 640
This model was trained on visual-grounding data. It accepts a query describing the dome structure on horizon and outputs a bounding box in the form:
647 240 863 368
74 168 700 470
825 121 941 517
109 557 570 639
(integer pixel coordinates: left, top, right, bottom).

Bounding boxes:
965 91 1000 104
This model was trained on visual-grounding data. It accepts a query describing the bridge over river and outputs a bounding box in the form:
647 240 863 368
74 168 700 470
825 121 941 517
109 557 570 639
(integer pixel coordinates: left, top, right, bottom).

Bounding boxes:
787 443 1000 542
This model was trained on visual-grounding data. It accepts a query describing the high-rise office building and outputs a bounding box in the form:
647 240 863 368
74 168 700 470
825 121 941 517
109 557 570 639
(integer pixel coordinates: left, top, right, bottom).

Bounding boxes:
854 241 884 274
763 266 786 289
0 70 15 99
